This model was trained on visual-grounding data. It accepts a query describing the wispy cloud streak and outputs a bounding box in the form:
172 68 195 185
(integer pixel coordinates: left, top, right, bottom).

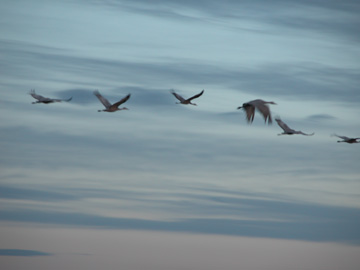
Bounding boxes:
1 182 360 244
0 249 52 256
2 39 359 103
1 206 359 243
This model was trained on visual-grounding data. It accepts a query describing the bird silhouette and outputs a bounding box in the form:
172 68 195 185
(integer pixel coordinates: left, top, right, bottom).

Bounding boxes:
237 99 276 124
30 89 72 104
331 134 360 144
171 89 204 105
275 117 314 136
94 90 131 112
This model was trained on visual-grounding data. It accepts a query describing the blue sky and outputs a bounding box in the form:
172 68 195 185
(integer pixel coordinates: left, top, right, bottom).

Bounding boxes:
1 0 360 269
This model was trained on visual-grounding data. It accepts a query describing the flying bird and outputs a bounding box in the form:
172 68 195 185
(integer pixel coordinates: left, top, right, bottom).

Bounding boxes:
331 134 360 144
237 99 276 124
275 117 314 136
94 90 131 112
171 89 204 105
30 89 72 104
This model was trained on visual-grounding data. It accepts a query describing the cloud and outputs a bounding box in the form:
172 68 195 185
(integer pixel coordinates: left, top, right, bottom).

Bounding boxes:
99 0 360 41
0 185 77 202
228 63 360 103
1 183 360 244
2 39 359 106
1 0 360 252
0 249 52 256
1 204 360 243
306 114 337 121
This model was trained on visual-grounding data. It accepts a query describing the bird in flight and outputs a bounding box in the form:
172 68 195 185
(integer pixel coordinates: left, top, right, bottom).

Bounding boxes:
94 90 131 112
171 89 204 105
30 89 72 104
275 117 314 136
237 99 276 124
331 134 360 144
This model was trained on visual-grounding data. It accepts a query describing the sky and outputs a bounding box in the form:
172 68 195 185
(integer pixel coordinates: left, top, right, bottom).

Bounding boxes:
1 0 360 269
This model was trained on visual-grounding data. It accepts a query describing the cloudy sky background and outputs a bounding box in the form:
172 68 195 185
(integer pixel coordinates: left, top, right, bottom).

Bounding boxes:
1 0 360 269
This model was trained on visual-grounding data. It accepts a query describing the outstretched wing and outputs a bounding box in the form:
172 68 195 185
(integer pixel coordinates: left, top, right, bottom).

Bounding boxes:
187 90 204 101
275 118 292 132
61 96 72 102
113 93 131 108
30 89 48 101
298 131 315 136
94 90 112 109
52 97 73 103
243 106 255 123
171 90 186 102
332 134 349 140
256 103 272 124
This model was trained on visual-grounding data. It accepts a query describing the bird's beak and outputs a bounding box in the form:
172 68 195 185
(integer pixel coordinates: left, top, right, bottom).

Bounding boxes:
237 106 242 110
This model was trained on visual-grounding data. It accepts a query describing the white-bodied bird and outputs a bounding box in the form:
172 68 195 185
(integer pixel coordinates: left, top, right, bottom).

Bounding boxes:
30 89 72 104
275 117 314 136
171 89 204 105
237 99 276 124
94 90 131 112
331 134 360 144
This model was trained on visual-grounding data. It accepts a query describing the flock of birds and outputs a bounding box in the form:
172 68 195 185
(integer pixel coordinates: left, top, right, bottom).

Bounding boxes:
29 89 359 144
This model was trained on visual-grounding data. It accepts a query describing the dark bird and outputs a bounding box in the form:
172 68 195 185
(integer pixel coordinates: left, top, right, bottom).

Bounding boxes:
94 90 131 112
275 117 314 136
332 134 360 144
237 99 276 124
171 89 204 105
30 89 72 104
